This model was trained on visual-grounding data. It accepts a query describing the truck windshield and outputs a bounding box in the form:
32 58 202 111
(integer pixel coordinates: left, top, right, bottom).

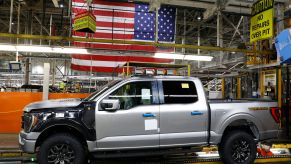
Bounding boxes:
83 80 121 101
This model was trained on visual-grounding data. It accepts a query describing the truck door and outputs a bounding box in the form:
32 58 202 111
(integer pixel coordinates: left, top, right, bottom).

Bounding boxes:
158 80 208 147
95 80 160 150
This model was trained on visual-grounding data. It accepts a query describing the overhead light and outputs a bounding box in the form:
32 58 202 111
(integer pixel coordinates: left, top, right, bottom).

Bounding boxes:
0 44 89 54
0 45 16 51
197 16 201 20
59 3 64 8
154 53 213 61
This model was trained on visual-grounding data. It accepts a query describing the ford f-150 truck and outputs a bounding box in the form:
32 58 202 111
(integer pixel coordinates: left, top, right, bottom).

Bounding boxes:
19 76 280 164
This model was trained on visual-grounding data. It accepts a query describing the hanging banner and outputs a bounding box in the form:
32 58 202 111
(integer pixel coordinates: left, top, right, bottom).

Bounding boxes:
250 0 274 43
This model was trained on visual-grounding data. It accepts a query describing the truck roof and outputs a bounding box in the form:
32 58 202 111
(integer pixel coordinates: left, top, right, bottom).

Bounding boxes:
125 76 199 81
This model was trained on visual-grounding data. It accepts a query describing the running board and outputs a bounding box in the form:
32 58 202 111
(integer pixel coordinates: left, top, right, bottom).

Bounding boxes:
91 147 203 158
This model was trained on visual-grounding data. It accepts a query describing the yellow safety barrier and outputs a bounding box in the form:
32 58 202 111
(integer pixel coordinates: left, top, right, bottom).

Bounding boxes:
272 144 291 148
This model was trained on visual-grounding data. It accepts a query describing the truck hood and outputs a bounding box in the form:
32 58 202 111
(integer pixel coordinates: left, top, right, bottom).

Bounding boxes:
24 98 83 112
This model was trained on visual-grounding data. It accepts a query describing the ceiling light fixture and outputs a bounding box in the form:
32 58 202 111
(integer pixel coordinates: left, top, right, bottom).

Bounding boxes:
154 53 213 61
0 45 89 54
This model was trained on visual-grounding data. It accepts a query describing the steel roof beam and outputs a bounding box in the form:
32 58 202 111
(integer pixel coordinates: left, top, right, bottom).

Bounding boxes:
133 0 251 14
0 33 274 55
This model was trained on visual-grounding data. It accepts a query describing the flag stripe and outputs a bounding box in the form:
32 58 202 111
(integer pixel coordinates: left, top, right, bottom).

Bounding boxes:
96 21 134 29
72 8 135 18
72 54 173 63
73 41 156 52
94 16 134 24
73 32 134 39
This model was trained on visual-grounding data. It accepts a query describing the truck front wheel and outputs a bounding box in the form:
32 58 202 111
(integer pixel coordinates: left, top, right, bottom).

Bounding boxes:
37 133 86 164
219 130 256 164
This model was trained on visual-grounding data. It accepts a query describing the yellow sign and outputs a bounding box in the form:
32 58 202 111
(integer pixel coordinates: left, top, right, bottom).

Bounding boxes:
250 0 273 43
73 11 96 33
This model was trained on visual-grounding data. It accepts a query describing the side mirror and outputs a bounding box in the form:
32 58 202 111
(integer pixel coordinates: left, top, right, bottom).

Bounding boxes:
101 99 120 111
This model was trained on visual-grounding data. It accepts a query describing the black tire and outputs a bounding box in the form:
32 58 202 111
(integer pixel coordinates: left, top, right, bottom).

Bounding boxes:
37 133 86 164
219 130 256 164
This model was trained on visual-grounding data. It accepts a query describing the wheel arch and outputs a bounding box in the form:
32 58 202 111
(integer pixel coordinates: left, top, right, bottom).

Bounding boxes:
219 114 262 142
35 124 88 151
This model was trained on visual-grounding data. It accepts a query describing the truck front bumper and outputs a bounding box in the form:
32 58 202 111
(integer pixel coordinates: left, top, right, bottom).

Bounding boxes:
19 130 40 153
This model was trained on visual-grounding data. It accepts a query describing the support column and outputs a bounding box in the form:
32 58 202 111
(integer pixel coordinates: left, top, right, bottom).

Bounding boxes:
260 71 265 98
43 63 50 100
197 25 201 68
276 3 284 35
49 14 53 46
237 77 241 99
217 10 223 64
9 0 14 33
221 78 225 99
24 58 30 85
182 9 186 54
64 60 67 76
286 66 290 137
16 2 20 62
52 60 56 86
68 0 72 46
278 68 282 108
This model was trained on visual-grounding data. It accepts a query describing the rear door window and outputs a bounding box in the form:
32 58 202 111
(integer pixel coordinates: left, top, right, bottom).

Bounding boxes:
162 81 198 104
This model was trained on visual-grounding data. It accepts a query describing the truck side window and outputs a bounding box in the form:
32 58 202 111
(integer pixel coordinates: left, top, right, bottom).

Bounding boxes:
108 81 154 110
162 81 198 104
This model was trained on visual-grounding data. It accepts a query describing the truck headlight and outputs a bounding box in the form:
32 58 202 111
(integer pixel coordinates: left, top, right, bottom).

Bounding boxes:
22 112 51 132
22 113 37 132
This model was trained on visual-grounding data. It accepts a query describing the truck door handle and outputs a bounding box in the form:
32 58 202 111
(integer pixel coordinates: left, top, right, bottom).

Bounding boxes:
143 113 156 117
191 111 203 116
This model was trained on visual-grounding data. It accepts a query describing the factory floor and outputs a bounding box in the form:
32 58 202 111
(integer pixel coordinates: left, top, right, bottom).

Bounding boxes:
0 133 290 164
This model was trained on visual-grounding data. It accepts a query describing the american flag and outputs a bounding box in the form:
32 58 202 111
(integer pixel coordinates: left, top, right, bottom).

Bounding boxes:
71 0 176 73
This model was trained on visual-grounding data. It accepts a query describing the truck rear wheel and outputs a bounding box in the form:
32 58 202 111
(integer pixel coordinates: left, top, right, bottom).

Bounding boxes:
219 130 256 164
37 133 86 164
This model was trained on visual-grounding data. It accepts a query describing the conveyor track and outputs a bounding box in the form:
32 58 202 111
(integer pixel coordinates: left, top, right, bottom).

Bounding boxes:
0 151 291 163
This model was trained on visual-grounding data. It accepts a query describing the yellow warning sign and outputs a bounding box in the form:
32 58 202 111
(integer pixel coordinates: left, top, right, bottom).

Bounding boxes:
73 11 96 33
250 0 273 43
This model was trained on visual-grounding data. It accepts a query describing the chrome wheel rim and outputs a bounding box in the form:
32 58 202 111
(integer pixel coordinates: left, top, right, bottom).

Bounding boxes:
48 144 75 164
231 139 251 163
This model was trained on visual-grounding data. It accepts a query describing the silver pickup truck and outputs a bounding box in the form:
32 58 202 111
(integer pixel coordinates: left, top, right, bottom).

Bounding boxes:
19 76 280 164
